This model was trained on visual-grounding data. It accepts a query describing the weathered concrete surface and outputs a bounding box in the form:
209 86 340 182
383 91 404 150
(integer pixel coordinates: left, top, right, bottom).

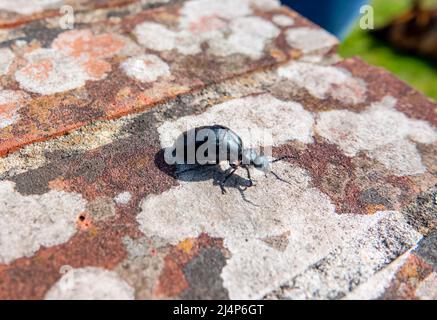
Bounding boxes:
0 0 181 28
0 0 336 157
0 0 436 300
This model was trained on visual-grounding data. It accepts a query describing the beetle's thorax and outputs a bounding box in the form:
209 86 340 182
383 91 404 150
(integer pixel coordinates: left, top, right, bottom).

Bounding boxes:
241 148 257 165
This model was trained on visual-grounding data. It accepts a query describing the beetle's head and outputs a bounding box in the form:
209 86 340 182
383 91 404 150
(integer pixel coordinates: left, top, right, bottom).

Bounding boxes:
253 155 271 173
242 149 271 173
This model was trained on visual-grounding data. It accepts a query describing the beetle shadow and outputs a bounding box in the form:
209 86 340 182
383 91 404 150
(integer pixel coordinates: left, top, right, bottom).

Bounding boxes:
154 148 258 205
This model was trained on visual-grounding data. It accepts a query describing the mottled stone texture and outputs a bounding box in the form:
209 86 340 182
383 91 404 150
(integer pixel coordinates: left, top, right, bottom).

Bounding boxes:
0 0 333 157
0 0 181 28
0 0 436 300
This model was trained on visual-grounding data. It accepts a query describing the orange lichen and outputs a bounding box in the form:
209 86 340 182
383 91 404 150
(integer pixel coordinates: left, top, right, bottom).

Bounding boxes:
52 29 125 79
0 102 18 123
270 48 286 60
86 226 100 240
19 58 53 82
365 204 388 215
48 178 70 191
83 59 112 80
52 29 125 60
177 238 195 254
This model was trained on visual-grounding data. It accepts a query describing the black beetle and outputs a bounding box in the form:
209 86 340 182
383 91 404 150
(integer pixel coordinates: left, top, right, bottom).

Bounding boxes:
166 125 293 194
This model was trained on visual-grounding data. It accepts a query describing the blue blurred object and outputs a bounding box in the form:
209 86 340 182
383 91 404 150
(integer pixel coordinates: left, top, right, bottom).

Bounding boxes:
282 0 369 39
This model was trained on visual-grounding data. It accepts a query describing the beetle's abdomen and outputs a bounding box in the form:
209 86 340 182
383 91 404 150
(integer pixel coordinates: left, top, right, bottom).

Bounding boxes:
172 125 243 165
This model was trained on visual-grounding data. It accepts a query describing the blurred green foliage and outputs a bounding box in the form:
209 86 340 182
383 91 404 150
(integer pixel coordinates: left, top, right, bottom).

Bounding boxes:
339 0 437 100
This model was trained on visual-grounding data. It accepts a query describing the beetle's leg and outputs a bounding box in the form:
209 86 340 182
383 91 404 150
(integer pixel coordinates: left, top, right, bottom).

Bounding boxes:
220 167 237 194
239 166 253 191
244 166 253 188
271 170 292 185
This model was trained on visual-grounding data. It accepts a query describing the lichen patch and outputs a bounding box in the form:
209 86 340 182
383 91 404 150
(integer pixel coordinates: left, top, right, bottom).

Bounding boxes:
134 1 280 59
0 90 28 129
277 61 367 104
0 48 15 76
208 16 280 59
15 48 89 95
0 180 86 264
272 14 295 27
179 0 253 30
415 272 437 300
44 267 135 300
285 27 338 54
158 93 314 149
52 29 126 80
267 214 421 299
0 0 61 15
134 22 181 52
316 96 437 175
121 54 171 83
114 191 132 205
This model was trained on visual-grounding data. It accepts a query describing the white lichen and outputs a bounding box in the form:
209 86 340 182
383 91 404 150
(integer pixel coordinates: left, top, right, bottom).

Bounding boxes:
277 61 367 104
45 267 135 300
179 0 253 30
285 27 338 54
316 96 437 175
272 214 421 299
249 0 281 10
114 191 132 205
344 250 414 300
0 48 14 76
134 0 280 59
208 16 280 59
0 180 86 264
415 272 437 300
15 48 89 95
272 14 295 27
134 22 180 52
0 90 28 129
0 0 61 15
121 54 170 83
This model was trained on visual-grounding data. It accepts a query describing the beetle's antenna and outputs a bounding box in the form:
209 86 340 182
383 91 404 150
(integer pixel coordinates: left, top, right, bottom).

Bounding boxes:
270 155 297 163
270 170 292 185
237 186 259 207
